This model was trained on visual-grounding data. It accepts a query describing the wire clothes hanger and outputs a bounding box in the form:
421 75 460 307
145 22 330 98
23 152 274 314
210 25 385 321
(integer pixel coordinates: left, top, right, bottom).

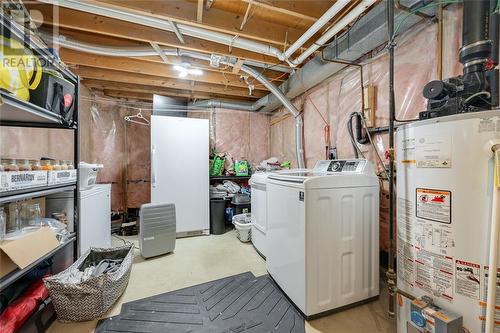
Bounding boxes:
124 109 150 126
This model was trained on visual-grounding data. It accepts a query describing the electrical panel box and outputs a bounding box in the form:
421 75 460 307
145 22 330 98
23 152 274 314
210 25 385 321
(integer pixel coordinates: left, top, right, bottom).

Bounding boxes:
407 297 462 333
363 85 376 127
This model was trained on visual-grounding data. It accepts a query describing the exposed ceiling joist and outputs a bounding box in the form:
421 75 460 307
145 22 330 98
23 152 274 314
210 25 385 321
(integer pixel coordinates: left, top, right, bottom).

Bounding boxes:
46 0 307 47
241 0 318 23
74 66 266 99
84 79 253 101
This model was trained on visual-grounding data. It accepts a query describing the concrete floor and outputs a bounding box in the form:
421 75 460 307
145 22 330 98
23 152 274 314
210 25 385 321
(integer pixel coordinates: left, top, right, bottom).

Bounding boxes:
48 231 396 333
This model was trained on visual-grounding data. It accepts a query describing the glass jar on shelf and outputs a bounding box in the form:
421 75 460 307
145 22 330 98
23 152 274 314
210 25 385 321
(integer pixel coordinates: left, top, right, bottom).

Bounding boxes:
28 203 42 227
41 160 53 171
65 160 75 170
52 160 62 171
60 161 69 170
18 159 31 171
12 204 22 232
0 207 6 240
1 159 19 172
30 160 42 171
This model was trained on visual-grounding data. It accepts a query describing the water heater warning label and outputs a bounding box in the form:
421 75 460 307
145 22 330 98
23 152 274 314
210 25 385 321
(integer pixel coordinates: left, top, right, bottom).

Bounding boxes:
416 188 452 224
455 260 481 300
415 248 454 302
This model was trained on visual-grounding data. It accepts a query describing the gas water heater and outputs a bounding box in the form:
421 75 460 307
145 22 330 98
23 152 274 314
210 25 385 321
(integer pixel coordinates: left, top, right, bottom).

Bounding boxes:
396 110 500 332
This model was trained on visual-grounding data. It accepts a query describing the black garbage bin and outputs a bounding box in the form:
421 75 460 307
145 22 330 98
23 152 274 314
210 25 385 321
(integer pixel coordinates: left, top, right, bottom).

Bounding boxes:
231 194 251 215
210 198 228 235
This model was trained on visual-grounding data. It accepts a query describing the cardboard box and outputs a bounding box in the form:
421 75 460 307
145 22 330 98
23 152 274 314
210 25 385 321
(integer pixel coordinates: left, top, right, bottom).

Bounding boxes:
0 171 48 192
48 169 77 185
0 227 59 278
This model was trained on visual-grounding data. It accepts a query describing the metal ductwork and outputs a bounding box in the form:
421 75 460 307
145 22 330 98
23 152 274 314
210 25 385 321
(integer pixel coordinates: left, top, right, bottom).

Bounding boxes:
49 34 293 73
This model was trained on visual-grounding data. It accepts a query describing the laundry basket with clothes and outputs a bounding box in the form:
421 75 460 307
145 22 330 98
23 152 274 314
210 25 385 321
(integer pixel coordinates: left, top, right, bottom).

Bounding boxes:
43 245 134 322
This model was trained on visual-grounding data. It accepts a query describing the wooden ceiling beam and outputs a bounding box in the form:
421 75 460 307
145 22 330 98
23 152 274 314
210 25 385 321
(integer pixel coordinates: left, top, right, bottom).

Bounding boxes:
74 66 265 99
241 0 317 23
91 0 307 46
59 48 268 91
84 79 251 101
31 5 283 66
102 90 154 102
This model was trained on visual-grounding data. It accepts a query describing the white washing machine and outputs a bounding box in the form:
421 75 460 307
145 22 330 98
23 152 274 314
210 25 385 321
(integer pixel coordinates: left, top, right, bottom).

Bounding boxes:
266 159 380 318
250 169 309 259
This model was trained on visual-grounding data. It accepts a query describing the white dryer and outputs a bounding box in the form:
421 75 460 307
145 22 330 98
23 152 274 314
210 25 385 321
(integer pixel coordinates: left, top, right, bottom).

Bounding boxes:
250 169 309 259
266 159 380 318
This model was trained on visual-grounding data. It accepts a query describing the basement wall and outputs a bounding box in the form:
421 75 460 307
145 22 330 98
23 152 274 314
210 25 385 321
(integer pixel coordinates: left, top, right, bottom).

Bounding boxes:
269 4 466 252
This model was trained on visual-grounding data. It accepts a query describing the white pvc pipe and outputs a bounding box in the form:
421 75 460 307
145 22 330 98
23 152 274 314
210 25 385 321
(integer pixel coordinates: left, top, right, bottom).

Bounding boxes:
291 0 377 66
283 0 350 60
486 145 500 333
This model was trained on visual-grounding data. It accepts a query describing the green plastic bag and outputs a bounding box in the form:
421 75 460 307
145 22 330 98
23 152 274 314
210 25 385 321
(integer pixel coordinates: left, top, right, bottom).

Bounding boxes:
210 154 225 176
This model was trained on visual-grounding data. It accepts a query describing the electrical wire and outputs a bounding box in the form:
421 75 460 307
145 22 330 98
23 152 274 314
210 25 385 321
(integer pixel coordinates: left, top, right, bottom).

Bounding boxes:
391 0 462 42
112 234 139 250
464 91 491 104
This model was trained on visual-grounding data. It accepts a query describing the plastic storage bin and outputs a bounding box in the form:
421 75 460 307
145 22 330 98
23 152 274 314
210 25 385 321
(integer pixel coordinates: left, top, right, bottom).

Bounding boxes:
232 213 252 242
231 194 251 215
78 162 103 189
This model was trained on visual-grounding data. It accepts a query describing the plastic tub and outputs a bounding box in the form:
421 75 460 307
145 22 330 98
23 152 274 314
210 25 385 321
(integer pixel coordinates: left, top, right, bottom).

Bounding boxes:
232 213 252 242
78 162 103 189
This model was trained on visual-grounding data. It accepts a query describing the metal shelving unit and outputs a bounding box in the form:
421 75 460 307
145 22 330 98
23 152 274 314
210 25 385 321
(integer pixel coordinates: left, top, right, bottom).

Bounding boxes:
210 175 251 182
0 184 76 204
0 8 80 332
0 235 76 291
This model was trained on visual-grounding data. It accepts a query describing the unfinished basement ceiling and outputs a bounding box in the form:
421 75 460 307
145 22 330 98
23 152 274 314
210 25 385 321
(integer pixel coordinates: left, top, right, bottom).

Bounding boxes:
28 0 370 103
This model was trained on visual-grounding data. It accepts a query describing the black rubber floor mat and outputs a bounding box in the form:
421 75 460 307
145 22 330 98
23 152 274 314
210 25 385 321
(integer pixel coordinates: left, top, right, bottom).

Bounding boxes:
95 272 305 333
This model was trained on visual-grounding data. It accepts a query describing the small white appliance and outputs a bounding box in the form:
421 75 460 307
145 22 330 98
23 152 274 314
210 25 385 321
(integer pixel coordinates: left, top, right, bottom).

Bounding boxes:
396 110 500 333
139 202 176 258
79 184 111 254
151 116 209 236
249 168 309 259
266 159 380 318
78 162 103 189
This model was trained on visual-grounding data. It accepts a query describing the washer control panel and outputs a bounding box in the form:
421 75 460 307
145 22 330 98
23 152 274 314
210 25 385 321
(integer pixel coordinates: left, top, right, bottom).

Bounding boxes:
313 159 367 173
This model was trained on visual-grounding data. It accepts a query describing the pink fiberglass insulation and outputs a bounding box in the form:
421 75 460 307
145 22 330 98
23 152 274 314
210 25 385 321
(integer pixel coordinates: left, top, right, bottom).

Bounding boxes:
213 109 270 165
0 127 74 161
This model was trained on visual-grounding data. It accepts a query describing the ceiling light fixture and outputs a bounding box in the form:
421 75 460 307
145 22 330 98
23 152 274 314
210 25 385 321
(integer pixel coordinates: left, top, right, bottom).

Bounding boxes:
173 63 203 78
